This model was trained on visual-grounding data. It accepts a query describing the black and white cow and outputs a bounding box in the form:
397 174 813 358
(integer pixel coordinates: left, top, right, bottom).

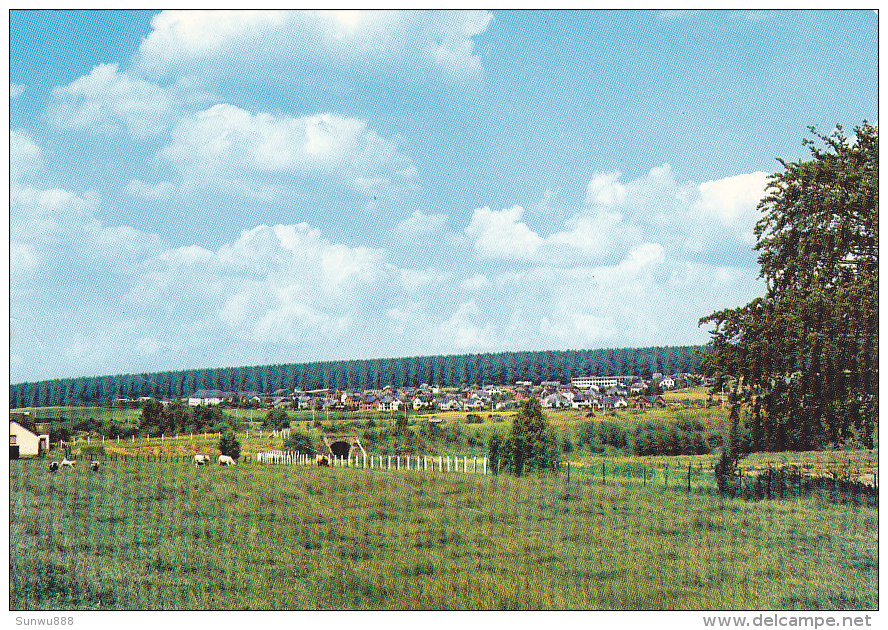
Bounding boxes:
194 454 210 466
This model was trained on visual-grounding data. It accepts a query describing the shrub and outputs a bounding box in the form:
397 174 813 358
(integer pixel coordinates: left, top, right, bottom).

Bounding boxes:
265 408 291 431
218 430 241 459
675 414 705 432
283 431 314 454
487 434 503 474
465 414 483 424
499 398 560 475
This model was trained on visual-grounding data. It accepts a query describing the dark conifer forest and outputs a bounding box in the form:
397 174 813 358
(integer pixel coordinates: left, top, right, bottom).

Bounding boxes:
10 345 705 408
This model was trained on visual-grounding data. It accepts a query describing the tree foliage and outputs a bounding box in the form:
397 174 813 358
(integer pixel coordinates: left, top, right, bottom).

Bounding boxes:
11 345 704 408
700 122 878 458
490 398 560 476
218 430 241 460
283 431 315 455
264 408 291 431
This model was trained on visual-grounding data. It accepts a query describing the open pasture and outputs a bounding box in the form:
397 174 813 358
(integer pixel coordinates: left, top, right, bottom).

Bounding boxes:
9 455 877 610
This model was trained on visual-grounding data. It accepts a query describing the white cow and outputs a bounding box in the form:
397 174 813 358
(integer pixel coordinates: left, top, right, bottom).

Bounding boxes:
60 458 76 468
218 454 235 466
194 454 210 466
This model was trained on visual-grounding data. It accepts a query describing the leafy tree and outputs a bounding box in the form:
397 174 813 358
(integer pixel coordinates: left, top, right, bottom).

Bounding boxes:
218 430 241 460
502 398 560 475
139 399 163 430
700 122 878 466
283 431 315 455
265 408 291 431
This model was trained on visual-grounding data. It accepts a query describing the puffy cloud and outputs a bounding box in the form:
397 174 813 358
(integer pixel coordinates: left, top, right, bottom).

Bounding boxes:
10 183 163 279
468 166 769 264
465 205 543 260
584 171 627 206
10 129 42 181
136 10 493 83
125 223 388 347
396 209 448 236
691 171 768 244
46 63 177 138
160 104 414 194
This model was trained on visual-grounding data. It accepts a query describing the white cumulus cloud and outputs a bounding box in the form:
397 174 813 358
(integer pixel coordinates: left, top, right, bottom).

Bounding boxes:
465 205 543 260
136 10 493 83
46 63 177 138
396 210 448 236
161 104 414 194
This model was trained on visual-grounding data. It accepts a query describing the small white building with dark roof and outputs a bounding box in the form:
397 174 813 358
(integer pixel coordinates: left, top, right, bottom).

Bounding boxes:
10 418 49 458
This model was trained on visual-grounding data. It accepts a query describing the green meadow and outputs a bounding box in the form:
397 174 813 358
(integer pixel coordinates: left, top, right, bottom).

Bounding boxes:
9 454 877 610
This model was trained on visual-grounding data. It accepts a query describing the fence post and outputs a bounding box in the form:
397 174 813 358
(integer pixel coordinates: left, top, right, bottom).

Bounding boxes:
643 467 646 486
665 463 669 488
464 455 467 472
473 457 477 473
687 463 691 492
117 435 119 443
483 457 487 475
566 461 570 484
388 455 391 470
602 461 605 485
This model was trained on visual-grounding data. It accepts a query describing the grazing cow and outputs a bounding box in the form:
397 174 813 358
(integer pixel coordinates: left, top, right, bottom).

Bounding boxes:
194 454 210 466
49 461 60 472
218 454 235 466
316 455 329 467
90 461 100 471
60 458 76 468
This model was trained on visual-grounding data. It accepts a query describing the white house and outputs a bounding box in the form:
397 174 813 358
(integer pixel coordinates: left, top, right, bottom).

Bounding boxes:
377 394 401 412
543 393 571 409
10 419 49 458
187 389 226 406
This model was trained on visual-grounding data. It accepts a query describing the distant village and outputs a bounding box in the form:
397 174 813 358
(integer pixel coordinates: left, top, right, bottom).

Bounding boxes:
161 373 704 413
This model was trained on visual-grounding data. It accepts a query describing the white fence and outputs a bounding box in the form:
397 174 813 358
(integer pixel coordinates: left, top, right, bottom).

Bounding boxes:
255 451 488 475
68 428 291 445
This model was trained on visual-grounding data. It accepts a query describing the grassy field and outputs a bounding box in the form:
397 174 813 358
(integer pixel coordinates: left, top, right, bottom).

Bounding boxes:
9 455 877 610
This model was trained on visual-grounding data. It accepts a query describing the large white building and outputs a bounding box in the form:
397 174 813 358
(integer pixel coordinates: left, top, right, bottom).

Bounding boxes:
571 375 638 389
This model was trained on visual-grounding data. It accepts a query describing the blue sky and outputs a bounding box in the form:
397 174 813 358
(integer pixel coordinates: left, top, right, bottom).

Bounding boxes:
9 10 878 383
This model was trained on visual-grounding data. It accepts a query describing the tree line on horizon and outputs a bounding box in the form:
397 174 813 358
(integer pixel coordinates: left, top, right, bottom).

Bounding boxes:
10 345 705 409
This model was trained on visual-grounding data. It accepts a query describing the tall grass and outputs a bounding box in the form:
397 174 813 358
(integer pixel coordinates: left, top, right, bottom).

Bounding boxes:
10 458 877 610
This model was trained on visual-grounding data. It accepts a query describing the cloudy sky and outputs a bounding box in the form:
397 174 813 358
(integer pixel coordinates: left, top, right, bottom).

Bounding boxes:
9 10 877 383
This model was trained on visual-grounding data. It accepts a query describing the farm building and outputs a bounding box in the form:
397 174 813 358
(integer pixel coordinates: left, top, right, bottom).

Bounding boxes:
10 418 49 459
